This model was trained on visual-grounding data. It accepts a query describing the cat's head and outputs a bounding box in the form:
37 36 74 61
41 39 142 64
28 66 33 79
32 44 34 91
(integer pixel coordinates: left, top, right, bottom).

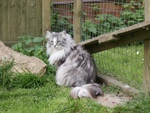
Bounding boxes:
46 31 75 50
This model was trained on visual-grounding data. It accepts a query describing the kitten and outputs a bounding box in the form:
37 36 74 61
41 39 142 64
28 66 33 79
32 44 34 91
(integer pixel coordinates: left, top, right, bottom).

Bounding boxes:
46 31 104 99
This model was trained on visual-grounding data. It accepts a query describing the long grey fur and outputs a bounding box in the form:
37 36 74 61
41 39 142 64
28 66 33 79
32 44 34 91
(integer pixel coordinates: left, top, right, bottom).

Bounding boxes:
46 31 104 99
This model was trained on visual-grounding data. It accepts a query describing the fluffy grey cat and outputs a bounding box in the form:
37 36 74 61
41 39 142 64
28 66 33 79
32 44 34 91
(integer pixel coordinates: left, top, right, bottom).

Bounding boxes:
46 31 104 99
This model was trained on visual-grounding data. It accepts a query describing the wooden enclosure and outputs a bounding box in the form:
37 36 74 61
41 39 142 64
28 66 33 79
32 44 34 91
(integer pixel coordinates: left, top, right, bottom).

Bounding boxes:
78 0 150 95
0 0 50 46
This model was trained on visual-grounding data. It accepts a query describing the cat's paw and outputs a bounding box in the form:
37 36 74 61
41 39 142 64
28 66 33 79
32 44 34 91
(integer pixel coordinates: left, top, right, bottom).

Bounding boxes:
48 57 55 65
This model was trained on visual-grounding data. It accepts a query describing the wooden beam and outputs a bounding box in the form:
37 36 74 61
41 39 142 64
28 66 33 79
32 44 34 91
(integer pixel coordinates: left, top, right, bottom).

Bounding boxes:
98 74 140 96
73 0 82 43
42 0 50 35
142 0 150 95
143 40 150 95
79 22 150 53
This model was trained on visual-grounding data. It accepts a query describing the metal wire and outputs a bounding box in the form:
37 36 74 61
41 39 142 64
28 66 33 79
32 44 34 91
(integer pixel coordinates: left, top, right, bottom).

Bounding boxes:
51 0 74 36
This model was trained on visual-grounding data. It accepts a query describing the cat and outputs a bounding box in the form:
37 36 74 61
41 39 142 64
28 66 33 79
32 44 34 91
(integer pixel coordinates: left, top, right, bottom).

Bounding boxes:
46 31 104 99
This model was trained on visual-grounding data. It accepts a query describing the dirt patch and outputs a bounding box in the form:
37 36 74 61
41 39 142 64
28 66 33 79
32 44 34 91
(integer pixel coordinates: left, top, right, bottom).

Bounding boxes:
96 92 131 108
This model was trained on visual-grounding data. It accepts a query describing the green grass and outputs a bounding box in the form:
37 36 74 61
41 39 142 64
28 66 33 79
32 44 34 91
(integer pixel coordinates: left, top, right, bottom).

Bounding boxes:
94 44 144 89
0 62 150 113
0 62 107 113
0 41 149 113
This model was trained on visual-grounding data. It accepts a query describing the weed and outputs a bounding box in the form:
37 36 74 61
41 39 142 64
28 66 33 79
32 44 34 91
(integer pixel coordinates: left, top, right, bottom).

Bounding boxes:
12 36 45 59
0 62 14 89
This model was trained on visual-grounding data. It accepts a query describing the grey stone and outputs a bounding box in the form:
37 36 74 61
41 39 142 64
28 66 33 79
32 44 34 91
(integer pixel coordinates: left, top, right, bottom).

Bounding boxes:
0 41 46 76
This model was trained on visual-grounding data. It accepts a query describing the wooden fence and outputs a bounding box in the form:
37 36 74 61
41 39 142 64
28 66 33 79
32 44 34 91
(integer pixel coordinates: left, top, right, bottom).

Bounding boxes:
0 0 50 46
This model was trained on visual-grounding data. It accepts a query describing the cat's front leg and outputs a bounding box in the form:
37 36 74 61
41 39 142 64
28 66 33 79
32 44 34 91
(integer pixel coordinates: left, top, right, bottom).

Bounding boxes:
48 56 56 65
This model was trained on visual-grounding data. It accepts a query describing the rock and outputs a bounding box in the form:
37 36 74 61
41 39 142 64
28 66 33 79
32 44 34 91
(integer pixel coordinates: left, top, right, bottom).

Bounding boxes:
0 41 46 76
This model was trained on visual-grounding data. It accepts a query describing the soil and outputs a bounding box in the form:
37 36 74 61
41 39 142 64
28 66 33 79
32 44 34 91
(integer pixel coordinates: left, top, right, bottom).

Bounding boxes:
96 92 131 108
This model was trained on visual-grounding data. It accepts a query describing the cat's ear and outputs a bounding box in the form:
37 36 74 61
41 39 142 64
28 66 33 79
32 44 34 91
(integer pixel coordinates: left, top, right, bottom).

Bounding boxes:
61 30 67 37
46 31 52 38
46 31 52 41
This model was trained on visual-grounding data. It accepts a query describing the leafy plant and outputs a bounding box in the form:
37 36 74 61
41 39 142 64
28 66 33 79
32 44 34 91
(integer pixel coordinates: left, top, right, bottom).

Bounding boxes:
82 19 97 40
0 61 14 89
51 11 73 36
120 0 144 25
12 36 45 59
11 35 56 75
95 14 126 35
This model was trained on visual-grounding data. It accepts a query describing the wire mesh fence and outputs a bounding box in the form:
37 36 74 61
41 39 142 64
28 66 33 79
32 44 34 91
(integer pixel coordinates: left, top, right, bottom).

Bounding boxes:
93 42 144 89
81 0 144 41
50 0 144 90
51 0 74 36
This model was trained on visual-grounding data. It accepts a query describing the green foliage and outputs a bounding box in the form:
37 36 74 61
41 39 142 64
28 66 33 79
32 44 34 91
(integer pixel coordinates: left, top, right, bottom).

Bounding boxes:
95 14 126 34
0 62 14 89
12 36 45 59
0 62 47 90
10 73 47 89
120 0 144 26
92 3 100 11
94 44 143 89
11 35 56 76
51 11 73 35
82 19 97 40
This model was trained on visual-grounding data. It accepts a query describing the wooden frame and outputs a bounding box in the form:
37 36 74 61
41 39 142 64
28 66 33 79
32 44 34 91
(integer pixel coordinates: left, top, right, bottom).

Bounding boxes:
142 0 150 95
42 0 50 35
80 22 150 53
73 0 82 43
79 0 150 95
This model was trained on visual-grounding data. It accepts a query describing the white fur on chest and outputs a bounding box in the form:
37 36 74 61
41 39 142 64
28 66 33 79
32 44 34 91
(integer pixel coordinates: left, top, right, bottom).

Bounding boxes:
48 48 66 65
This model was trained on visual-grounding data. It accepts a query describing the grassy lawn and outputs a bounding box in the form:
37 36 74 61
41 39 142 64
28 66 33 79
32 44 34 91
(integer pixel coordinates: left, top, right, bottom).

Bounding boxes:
94 44 144 90
0 40 149 113
0 61 150 113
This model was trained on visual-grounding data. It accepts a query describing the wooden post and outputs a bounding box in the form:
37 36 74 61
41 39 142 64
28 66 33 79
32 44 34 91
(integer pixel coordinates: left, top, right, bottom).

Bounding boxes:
73 0 82 43
142 0 150 95
49 0 52 32
42 0 50 35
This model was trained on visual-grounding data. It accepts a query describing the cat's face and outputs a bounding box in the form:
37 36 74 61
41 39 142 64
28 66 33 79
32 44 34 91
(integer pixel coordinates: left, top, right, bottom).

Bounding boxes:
46 31 67 50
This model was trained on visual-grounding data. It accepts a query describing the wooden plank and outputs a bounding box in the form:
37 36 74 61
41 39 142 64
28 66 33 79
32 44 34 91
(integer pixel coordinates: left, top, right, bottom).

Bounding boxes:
98 74 140 96
1 0 9 42
98 34 119 43
142 0 150 95
73 0 82 43
9 0 20 42
81 25 150 53
35 0 42 36
7 0 11 43
42 0 50 35
20 0 27 36
80 22 150 46
143 40 150 95
0 0 3 41
49 0 52 32
17 1 21 37
27 0 36 36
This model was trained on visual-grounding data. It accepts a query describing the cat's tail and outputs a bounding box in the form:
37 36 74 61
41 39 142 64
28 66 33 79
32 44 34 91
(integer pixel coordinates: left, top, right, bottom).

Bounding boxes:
70 83 104 99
